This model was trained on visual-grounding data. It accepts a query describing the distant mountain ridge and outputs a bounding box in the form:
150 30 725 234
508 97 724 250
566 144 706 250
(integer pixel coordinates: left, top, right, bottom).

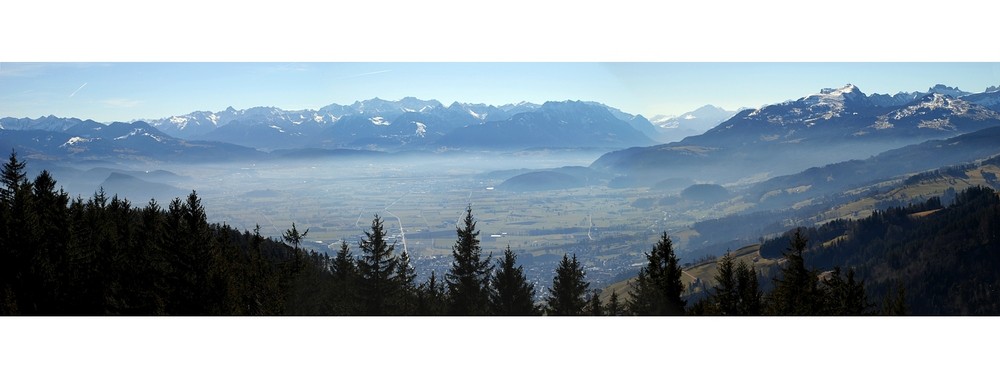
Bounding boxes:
648 105 737 142
0 115 84 132
0 120 264 163
5 84 1000 162
140 98 654 150
0 100 660 161
690 84 1000 147
435 101 655 149
745 125 1000 211
592 84 1000 186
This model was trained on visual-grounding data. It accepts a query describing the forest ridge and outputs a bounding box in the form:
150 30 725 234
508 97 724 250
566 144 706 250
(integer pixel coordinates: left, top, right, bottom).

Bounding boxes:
7 150 979 315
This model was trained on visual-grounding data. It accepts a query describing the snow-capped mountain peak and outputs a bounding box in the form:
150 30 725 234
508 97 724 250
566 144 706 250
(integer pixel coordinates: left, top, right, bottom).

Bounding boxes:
889 93 980 119
652 105 735 130
737 84 871 126
927 84 971 98
648 114 676 124
808 84 866 104
819 83 859 96
467 109 486 120
59 136 91 148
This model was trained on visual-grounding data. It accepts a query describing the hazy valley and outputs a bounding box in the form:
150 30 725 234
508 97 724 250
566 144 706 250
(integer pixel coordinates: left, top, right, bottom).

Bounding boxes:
5 80 1000 315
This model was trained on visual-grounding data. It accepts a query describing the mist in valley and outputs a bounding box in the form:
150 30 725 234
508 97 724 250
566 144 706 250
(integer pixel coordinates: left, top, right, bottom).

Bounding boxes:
29 139 876 294
6 61 1000 320
27 114 1000 296
27 149 677 292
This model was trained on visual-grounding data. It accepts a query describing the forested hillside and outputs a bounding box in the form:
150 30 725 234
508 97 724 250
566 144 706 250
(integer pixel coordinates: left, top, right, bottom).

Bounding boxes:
3 149 999 316
0 151 553 315
760 186 1000 315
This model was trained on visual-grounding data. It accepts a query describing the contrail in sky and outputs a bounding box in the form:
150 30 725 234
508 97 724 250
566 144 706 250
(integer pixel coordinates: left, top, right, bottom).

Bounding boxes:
340 70 392 79
69 82 88 97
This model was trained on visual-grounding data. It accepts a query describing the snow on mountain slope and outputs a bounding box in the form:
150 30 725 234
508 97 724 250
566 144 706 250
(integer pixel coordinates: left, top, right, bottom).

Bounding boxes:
651 105 736 130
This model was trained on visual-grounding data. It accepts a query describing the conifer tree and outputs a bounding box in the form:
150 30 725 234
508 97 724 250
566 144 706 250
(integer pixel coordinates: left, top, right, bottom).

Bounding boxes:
711 252 739 315
606 290 623 316
62 195 98 313
163 197 190 314
545 254 589 316
330 240 360 315
445 206 492 315
30 171 71 313
1 150 27 203
134 199 167 315
417 271 448 316
244 224 283 315
281 222 310 281
0 153 10 313
628 232 686 315
0 184 12 314
735 260 762 316
767 228 825 315
394 249 418 315
78 189 116 314
357 214 398 315
185 191 214 314
417 271 447 316
489 245 539 316
585 290 604 316
104 195 139 314
10 177 41 313
0 152 36 314
881 283 908 316
206 223 242 315
282 222 309 252
824 267 871 315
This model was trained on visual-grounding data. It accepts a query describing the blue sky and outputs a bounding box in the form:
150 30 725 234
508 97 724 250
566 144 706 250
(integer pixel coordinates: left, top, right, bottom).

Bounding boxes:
2 62 999 123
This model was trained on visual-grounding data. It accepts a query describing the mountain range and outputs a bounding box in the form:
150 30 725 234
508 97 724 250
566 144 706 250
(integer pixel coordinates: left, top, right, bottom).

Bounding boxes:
648 105 738 142
2 99 661 155
148 98 545 150
745 125 1000 211
0 119 264 163
4 83 1000 170
591 84 1000 186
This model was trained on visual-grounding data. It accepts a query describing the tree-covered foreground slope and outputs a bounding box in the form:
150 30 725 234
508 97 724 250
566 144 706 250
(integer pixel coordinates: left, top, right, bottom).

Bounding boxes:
603 184 1000 316
0 151 544 315
3 149 998 315
759 185 1000 315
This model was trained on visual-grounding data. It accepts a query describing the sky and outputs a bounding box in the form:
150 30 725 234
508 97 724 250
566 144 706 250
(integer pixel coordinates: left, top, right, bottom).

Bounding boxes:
4 1 1000 124
5 1 1000 376
3 62 1000 123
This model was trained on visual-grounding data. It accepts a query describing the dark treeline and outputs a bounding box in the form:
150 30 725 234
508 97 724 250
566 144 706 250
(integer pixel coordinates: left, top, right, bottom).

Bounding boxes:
0 151 552 315
1 156 288 315
759 186 1000 315
683 227 896 316
4 150 992 315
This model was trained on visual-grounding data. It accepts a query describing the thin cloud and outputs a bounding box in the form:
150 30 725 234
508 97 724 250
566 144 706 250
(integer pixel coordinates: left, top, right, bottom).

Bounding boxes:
340 69 392 79
69 83 88 97
101 98 141 108
261 63 310 73
0 63 49 77
0 63 111 77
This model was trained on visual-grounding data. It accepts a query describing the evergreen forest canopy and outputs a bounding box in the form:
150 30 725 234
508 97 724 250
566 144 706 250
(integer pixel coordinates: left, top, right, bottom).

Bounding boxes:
3 150 1000 315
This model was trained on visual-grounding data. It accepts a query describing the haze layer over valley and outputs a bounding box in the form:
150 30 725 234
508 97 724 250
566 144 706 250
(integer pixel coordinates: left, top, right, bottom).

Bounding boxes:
6 79 1000 296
